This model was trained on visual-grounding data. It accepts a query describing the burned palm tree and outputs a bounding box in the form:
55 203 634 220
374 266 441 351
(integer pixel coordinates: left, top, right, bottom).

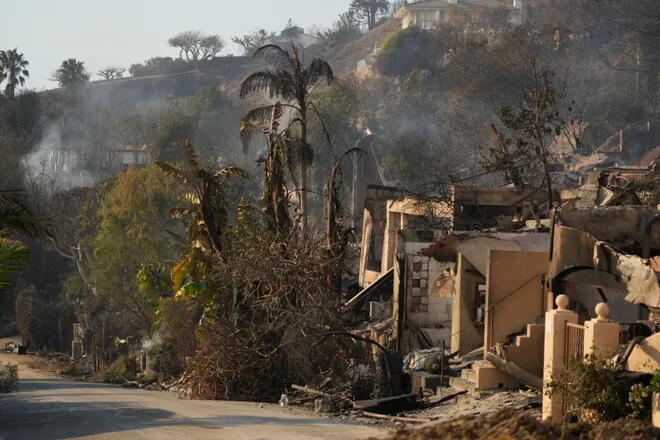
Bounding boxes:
241 103 292 233
325 148 364 255
239 44 334 231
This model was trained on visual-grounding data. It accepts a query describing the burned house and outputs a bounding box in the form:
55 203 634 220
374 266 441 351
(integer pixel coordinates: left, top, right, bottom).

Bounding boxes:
344 123 660 424
353 184 551 358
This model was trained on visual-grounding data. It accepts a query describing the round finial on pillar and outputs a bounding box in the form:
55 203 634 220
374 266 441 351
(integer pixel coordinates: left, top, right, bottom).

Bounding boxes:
556 294 569 310
595 302 610 320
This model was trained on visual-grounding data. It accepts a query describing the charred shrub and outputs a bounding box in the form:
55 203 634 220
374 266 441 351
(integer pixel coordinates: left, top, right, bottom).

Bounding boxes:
184 229 347 401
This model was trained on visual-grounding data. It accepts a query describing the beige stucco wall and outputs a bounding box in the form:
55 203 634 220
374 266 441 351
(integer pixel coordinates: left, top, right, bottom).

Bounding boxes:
485 250 549 351
451 253 485 356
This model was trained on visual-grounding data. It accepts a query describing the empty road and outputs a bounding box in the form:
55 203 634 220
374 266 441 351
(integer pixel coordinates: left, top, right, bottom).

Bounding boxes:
0 347 384 440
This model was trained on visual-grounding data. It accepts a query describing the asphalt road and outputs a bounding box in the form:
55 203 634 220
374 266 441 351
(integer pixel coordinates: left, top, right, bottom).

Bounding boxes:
0 349 384 440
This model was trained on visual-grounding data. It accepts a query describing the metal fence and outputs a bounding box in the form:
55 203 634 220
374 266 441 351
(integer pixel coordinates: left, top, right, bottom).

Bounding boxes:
562 322 585 417
565 323 585 366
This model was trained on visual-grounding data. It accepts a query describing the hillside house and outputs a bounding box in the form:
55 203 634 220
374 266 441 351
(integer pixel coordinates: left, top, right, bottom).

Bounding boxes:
269 25 319 49
396 0 523 31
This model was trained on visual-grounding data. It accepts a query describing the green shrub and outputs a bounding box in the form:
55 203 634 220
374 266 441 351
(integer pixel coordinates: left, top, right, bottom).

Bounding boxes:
374 28 443 78
148 342 175 375
629 369 660 421
0 363 18 393
548 354 633 423
102 356 137 384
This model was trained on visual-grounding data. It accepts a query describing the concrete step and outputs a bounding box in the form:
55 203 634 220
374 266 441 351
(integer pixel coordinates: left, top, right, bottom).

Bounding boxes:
505 323 545 378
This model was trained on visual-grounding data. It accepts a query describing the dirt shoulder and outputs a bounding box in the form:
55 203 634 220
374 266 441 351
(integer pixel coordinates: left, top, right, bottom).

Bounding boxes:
0 337 61 380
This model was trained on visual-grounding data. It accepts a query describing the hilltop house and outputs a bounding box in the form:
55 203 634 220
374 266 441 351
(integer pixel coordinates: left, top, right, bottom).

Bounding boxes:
269 25 319 49
396 0 523 31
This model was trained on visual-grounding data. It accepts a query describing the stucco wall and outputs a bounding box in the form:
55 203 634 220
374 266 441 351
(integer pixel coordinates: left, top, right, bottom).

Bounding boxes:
485 250 549 351
451 253 485 355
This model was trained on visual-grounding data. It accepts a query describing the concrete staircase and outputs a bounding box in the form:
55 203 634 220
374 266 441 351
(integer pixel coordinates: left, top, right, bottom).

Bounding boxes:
498 323 544 377
449 323 544 393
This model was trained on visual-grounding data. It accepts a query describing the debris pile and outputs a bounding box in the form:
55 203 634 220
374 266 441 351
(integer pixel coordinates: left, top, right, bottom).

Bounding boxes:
378 409 660 440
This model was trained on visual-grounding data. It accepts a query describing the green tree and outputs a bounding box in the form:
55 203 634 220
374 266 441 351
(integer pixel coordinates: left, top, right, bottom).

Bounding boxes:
375 28 443 78
91 165 181 333
318 11 363 46
240 44 334 230
0 190 48 292
350 0 391 30
97 66 125 81
0 49 29 98
51 58 90 90
168 31 224 61
156 141 246 297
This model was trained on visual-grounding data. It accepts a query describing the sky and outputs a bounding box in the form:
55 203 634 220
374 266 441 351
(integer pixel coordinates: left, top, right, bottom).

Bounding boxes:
1 0 351 90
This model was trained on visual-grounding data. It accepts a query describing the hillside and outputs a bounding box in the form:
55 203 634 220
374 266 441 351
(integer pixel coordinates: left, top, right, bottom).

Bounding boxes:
307 18 402 77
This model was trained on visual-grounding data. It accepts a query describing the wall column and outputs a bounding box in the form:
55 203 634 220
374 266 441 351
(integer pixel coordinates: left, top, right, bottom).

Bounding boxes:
542 294 578 423
583 303 620 359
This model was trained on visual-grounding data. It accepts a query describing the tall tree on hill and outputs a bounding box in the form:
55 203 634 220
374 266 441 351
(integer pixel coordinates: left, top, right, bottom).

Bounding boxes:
97 66 125 81
52 59 90 90
0 49 29 98
239 44 334 230
168 31 225 61
350 0 391 30
231 30 275 56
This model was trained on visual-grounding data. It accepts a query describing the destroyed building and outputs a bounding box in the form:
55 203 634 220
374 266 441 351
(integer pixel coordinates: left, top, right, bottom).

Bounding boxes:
343 122 660 426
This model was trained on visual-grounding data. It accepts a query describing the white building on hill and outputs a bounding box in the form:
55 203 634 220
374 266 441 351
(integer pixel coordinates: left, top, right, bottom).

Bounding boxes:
396 0 523 30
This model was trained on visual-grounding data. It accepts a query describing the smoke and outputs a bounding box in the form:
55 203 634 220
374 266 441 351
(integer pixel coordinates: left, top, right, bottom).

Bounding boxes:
24 124 96 189
141 334 162 351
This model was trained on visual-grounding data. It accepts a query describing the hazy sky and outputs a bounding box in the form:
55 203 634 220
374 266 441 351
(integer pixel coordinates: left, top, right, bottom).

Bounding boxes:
1 0 351 90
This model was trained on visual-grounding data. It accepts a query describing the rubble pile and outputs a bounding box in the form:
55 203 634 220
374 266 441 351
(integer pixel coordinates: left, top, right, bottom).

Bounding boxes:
378 409 660 440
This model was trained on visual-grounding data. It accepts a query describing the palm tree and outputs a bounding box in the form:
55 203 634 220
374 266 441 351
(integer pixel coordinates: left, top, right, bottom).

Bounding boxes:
52 58 90 90
0 190 49 292
156 140 246 294
0 49 29 98
239 44 334 230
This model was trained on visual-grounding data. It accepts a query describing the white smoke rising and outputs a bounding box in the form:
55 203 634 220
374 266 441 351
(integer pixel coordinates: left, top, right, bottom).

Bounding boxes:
24 125 95 188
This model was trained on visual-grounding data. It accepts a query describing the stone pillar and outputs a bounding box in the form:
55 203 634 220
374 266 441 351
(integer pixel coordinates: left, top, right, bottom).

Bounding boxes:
653 393 660 428
542 294 578 423
584 303 620 359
